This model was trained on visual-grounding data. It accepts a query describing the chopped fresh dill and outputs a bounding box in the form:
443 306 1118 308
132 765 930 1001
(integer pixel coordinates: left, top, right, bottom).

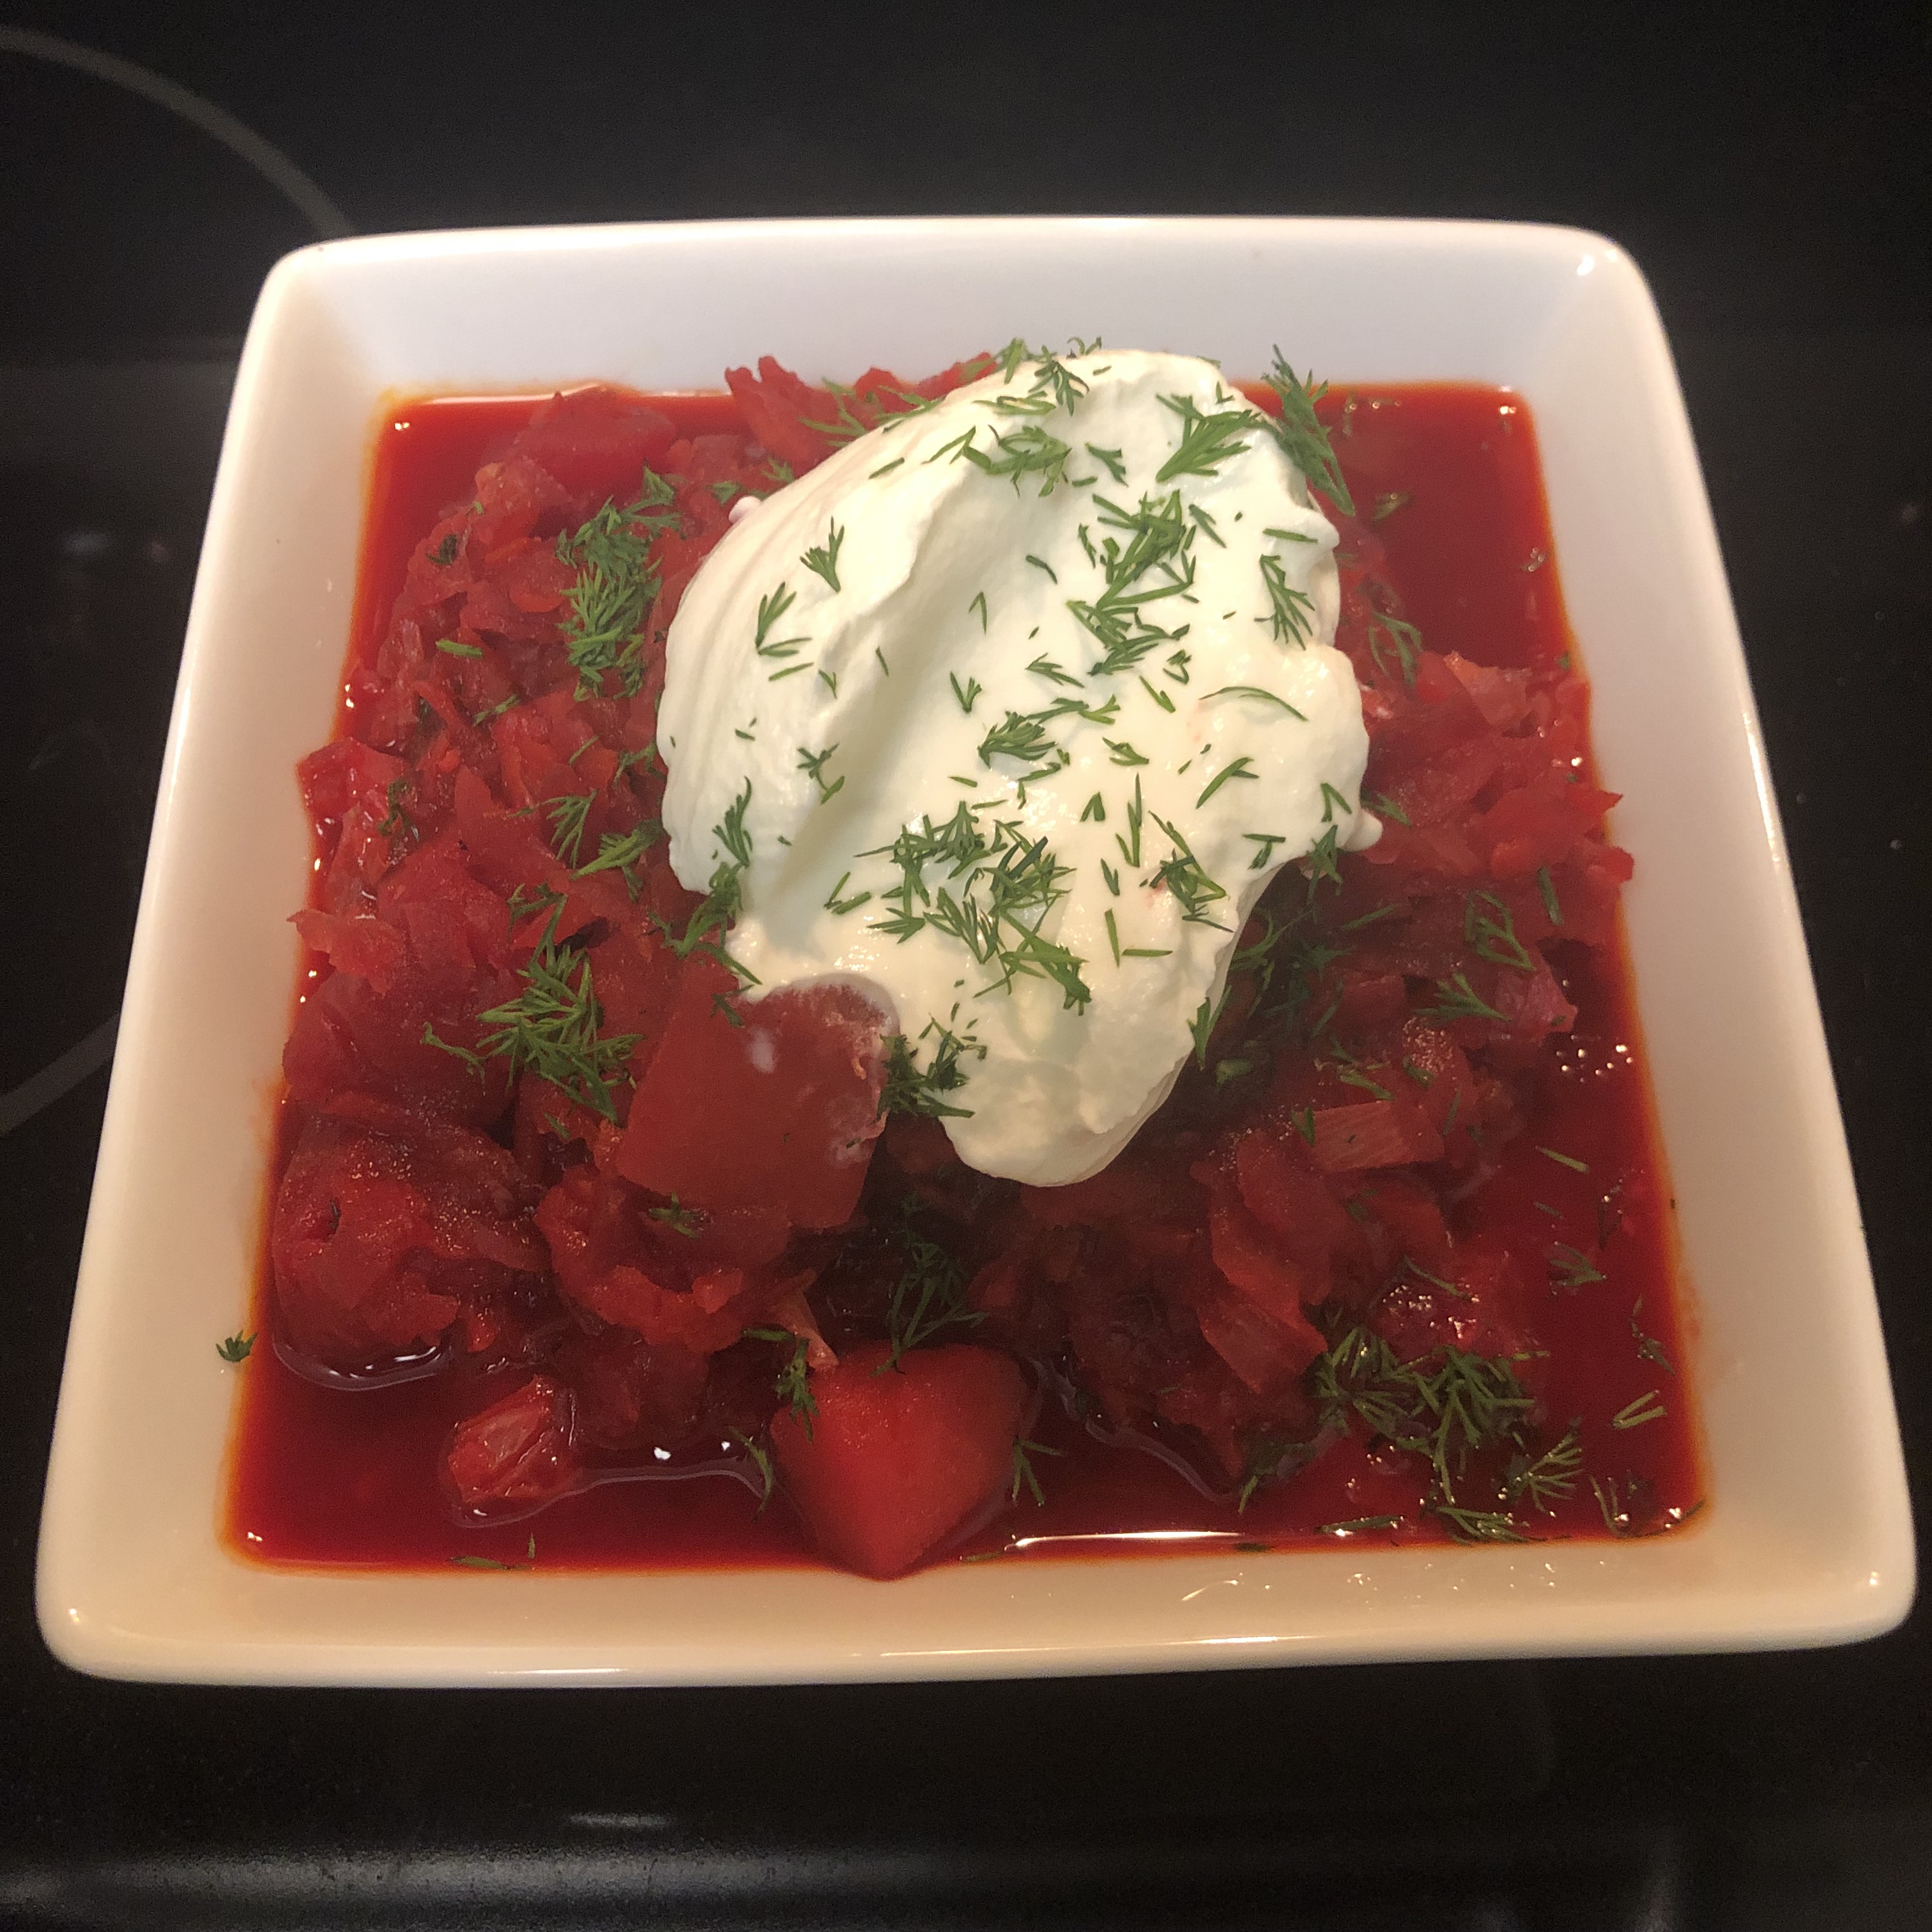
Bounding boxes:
797 743 845 802
1612 1390 1667 1430
574 822 662 898
823 870 873 916
800 519 845 593
420 1022 484 1074
729 1429 775 1514
1303 825 1343 893
1068 491 1196 676
1201 684 1305 719
880 1202 984 1368
1085 442 1127 483
1027 654 1082 687
753 581 806 661
1418 972 1506 1022
375 777 413 840
1261 351 1354 514
1188 990 1228 1068
1197 756 1259 806
960 423 1075 496
475 930 641 1122
1367 611 1423 687
545 791 595 867
555 473 677 699
1259 552 1316 645
648 1194 703 1238
1549 1243 1607 1290
1009 1438 1064 1505
1466 891 1535 972
1319 1515 1400 1537
744 1326 817 1434
979 709 1065 776
1505 1425 1584 1512
1115 776 1145 868
1148 815 1229 928
951 671 983 713
879 1019 985 1120
1434 1505 1531 1544
1154 392 1257 482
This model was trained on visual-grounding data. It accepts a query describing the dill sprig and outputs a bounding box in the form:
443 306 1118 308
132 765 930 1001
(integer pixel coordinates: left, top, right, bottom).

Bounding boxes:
1259 552 1317 645
1505 1424 1584 1512
753 581 808 663
1612 1390 1667 1430
1466 891 1535 972
801 519 845 593
1197 756 1259 808
960 423 1076 496
1027 654 1083 689
977 709 1066 778
546 792 595 867
1154 392 1257 483
555 473 677 699
797 743 845 802
1367 611 1423 686
654 781 757 981
745 1326 818 1434
1068 491 1197 676
879 1018 985 1120
1261 351 1354 516
881 1202 985 1368
1147 815 1229 926
1202 684 1307 719
574 821 663 899
1010 1438 1064 1506
866 806 1091 1013
475 928 641 1121
1418 972 1506 1023
1311 1327 1553 1517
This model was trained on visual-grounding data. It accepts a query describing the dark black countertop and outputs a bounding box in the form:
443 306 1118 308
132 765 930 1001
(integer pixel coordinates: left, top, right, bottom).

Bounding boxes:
3 6 1928 1925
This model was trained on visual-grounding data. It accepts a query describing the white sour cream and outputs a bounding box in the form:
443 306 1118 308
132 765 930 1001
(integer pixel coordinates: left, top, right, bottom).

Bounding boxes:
659 349 1375 1186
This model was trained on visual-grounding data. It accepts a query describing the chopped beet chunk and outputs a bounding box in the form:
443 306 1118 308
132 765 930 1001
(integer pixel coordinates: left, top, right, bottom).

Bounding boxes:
617 970 891 1229
770 1342 1030 1578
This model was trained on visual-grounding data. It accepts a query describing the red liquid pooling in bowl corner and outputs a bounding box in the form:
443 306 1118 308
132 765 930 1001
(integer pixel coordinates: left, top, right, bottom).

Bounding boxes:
226 366 1700 1578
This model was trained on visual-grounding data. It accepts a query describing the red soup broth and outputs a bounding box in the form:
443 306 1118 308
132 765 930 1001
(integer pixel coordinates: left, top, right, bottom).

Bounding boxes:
226 374 1699 1574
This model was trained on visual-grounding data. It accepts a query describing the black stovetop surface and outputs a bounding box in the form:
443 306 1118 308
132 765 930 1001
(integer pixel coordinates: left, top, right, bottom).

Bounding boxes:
2 6 1928 1926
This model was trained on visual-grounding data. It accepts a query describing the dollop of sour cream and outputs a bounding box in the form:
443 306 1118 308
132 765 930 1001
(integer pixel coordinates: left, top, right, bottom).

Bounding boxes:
659 349 1375 1187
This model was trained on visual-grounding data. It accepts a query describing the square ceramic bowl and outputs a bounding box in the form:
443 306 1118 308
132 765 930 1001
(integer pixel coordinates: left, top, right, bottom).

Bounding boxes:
36 217 1913 1685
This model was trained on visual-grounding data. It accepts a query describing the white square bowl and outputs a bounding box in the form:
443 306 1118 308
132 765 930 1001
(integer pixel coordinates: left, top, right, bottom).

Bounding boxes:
36 217 1913 1685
